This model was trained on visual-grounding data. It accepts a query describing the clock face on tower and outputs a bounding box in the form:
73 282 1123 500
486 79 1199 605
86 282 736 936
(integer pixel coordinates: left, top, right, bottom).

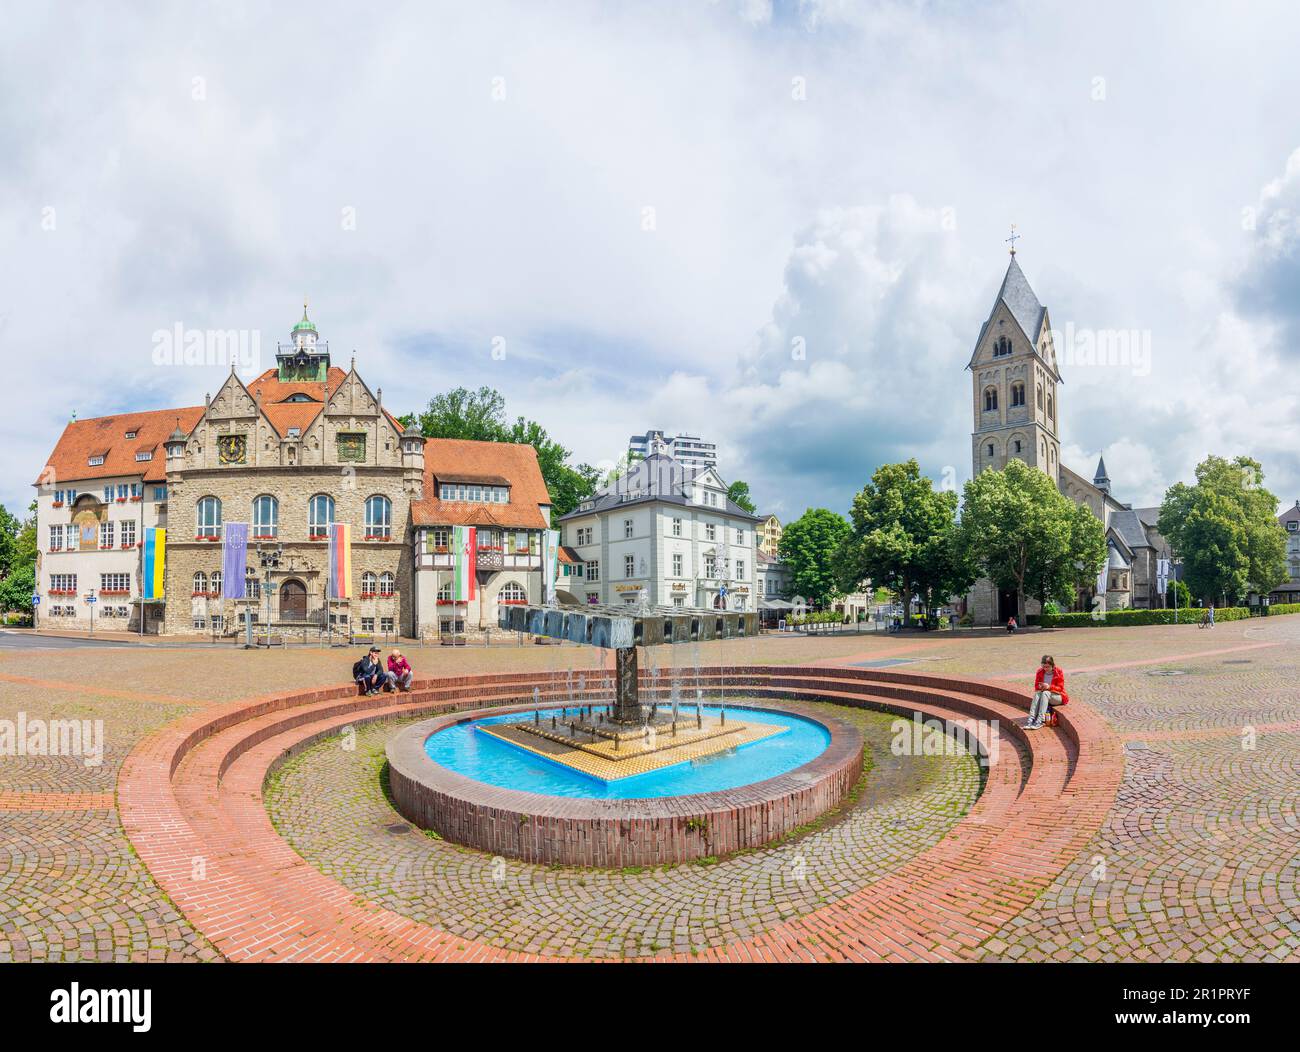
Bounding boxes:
217 434 247 465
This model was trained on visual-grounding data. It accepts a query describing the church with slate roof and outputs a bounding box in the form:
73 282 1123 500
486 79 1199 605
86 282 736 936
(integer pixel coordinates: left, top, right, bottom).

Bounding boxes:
967 254 1170 624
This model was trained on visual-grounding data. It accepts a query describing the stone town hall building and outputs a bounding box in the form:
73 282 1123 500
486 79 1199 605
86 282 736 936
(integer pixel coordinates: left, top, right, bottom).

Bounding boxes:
966 255 1169 623
34 308 555 637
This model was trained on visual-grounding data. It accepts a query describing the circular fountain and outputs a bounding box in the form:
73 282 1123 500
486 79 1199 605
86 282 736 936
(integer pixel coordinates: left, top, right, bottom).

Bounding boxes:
386 603 864 867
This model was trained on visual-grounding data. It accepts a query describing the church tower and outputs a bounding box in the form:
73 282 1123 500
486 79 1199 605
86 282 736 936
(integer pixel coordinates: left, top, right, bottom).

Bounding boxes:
967 253 1063 487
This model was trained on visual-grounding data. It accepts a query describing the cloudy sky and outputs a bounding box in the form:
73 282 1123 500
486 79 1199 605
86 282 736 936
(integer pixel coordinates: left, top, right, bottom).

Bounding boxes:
5 0 1300 521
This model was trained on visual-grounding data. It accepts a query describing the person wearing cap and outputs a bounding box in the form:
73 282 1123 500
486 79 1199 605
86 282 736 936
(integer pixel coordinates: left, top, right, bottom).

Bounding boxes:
352 646 395 696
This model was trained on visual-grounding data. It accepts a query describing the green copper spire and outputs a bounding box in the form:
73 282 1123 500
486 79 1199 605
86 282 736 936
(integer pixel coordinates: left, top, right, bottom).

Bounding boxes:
292 301 316 333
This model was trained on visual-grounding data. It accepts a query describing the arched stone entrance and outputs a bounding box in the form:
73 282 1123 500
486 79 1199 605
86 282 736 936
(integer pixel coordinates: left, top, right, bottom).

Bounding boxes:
279 579 307 621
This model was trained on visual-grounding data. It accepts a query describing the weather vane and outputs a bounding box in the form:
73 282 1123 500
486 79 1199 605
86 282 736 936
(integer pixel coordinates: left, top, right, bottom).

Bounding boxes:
1006 224 1020 255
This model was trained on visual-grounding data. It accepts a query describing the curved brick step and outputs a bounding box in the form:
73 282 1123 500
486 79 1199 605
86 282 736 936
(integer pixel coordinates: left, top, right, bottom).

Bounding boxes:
118 665 1124 963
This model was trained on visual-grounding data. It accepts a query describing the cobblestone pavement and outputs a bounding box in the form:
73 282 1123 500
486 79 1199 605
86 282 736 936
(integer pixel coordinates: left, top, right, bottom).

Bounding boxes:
265 706 982 959
2 615 1298 962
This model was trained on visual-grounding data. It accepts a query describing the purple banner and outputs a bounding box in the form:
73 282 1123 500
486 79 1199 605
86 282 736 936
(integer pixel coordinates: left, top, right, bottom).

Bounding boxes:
222 521 248 599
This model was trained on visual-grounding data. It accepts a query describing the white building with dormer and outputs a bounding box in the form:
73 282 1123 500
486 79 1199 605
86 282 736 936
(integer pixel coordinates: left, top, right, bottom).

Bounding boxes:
557 449 760 610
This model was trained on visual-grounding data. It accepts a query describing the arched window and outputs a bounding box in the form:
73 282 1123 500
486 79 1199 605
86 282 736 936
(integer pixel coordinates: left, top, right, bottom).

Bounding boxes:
197 497 222 539
498 581 526 607
378 571 395 597
983 387 998 412
1046 393 1054 420
993 336 1011 357
193 571 208 595
252 495 278 538
361 571 377 596
986 443 994 458
210 570 222 596
1011 382 1025 407
1036 384 1044 410
308 494 335 537
365 495 392 539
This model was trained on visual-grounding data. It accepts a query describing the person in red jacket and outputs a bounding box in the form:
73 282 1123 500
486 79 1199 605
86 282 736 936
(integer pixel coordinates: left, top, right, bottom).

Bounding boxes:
1027 654 1069 729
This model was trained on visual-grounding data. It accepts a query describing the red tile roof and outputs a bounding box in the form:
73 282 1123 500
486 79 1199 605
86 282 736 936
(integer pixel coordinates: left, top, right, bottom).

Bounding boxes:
411 438 551 529
38 406 205 485
247 367 342 437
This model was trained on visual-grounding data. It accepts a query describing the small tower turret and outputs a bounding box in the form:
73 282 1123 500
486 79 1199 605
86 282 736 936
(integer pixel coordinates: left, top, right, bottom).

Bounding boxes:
401 422 426 498
1094 455 1111 495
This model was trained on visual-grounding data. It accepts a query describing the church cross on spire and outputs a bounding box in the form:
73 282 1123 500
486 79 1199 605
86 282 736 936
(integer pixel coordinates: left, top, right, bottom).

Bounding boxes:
1005 223 1020 256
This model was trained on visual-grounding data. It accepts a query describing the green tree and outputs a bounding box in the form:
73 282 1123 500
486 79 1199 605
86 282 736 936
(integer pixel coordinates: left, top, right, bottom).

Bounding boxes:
404 387 599 520
726 480 757 514
408 386 507 442
0 504 22 580
1166 578 1191 609
0 561 34 615
837 460 973 620
0 501 36 616
1157 455 1288 604
956 460 1107 623
1023 501 1108 613
778 508 851 608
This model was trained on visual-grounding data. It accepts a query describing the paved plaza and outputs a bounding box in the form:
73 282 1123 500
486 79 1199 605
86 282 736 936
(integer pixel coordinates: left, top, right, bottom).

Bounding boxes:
0 617 1297 963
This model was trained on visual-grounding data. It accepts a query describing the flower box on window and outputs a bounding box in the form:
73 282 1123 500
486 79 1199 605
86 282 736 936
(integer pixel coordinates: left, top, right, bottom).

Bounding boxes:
499 598 527 605
120 542 133 549
115 497 127 503
252 532 275 540
364 534 392 541
129 496 142 502
436 598 467 606
99 589 129 596
196 534 221 541
309 532 329 541
51 501 64 508
359 591 376 598
478 544 503 552
379 591 395 598
99 544 113 550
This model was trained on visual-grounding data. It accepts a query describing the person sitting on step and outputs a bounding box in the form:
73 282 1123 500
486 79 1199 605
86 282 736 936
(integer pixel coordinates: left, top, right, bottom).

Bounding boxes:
387 648 414 692
1026 654 1069 729
353 646 395 696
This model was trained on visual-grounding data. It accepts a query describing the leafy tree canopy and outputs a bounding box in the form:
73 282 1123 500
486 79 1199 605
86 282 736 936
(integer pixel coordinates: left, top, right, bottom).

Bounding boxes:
956 460 1107 621
777 508 851 608
1157 455 1287 603
836 459 973 616
404 386 599 520
726 480 757 514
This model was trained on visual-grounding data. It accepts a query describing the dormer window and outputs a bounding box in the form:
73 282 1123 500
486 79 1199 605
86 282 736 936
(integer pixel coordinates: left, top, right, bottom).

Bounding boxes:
287 427 301 438
135 451 153 462
284 393 315 402
88 455 105 467
124 431 137 439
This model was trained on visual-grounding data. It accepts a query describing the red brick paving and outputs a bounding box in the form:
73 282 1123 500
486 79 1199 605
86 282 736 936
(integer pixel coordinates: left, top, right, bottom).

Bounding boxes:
114 666 1123 962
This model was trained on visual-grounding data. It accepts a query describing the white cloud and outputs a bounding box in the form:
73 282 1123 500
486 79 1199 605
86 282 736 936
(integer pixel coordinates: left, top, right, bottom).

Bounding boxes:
4 1 1300 521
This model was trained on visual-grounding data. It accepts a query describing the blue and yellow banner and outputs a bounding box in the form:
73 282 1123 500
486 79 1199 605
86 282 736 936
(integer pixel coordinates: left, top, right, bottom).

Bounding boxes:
143 527 165 600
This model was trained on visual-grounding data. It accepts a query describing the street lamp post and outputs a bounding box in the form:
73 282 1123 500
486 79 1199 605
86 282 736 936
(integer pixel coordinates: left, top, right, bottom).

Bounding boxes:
255 540 283 647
